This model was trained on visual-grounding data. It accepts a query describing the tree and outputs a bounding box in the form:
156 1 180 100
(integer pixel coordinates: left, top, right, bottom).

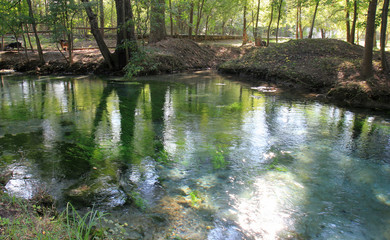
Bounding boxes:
242 1 248 45
380 0 389 72
81 0 116 69
346 0 351 42
275 0 284 43
267 0 276 46
149 0 167 43
308 0 320 38
350 0 358 44
26 0 44 64
114 0 138 67
188 1 194 39
361 0 378 78
195 0 206 38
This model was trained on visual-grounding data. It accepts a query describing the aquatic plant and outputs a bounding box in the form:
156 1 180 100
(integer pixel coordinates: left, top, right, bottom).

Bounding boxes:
266 158 288 172
211 150 227 169
225 102 242 112
189 191 202 207
130 191 148 211
155 149 171 164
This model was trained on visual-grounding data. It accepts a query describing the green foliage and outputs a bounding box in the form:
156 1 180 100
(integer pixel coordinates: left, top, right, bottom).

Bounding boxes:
211 150 227 169
225 102 242 112
189 190 202 207
124 48 161 79
129 191 148 210
65 202 106 240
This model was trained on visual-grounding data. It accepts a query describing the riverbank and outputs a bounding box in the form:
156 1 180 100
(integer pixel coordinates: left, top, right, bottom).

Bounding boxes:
0 38 249 76
1 38 390 110
218 39 390 110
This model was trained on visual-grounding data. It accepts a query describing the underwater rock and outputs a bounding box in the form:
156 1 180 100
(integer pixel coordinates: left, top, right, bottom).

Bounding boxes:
65 175 127 208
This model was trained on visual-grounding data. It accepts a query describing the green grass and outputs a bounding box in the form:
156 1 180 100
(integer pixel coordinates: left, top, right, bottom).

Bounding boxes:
0 191 108 239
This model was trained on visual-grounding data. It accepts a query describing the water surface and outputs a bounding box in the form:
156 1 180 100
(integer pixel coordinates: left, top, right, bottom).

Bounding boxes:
1 72 390 239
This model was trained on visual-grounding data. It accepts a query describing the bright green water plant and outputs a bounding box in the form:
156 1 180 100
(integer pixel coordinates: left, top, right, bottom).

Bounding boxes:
211 150 227 169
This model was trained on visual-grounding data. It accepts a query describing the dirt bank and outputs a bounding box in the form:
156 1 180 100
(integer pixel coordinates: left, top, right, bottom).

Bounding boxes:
218 39 390 110
0 38 250 76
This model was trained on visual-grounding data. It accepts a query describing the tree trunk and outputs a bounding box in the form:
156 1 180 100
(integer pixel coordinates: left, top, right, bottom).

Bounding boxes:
149 0 167 43
321 28 325 38
351 0 358 44
267 1 274 46
195 0 205 38
380 0 389 72
276 0 283 43
243 4 248 45
114 0 138 67
82 0 116 69
205 15 209 39
169 0 173 36
346 0 351 42
25 24 34 52
308 0 319 39
21 29 29 61
26 0 44 64
255 0 261 39
299 3 303 38
361 0 378 78
188 1 194 39
67 32 73 65
99 0 105 37
296 0 299 39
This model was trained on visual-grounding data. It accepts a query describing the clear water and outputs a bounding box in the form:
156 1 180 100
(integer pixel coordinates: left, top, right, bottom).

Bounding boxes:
1 72 390 239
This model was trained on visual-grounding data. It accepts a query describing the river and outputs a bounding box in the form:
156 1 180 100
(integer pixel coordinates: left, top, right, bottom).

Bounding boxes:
1 72 390 239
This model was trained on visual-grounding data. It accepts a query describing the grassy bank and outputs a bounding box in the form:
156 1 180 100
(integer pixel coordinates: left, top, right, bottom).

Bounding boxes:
218 39 390 110
0 188 106 239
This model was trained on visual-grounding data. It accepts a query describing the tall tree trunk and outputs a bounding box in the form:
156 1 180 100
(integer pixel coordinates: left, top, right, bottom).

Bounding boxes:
308 0 319 39
221 20 226 35
380 0 389 72
114 0 138 67
150 0 167 43
361 0 378 78
299 4 303 38
321 28 325 38
25 24 34 52
296 0 299 39
195 0 205 37
205 15 210 39
99 0 105 37
346 0 351 42
188 1 194 39
351 0 358 44
267 1 275 46
67 32 73 65
255 0 261 39
169 0 173 36
82 0 116 69
21 29 29 61
26 0 44 64
276 0 283 43
243 3 248 45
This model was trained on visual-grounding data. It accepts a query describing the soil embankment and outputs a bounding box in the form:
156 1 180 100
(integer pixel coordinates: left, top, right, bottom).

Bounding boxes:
1 38 390 109
0 38 248 76
218 39 390 110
